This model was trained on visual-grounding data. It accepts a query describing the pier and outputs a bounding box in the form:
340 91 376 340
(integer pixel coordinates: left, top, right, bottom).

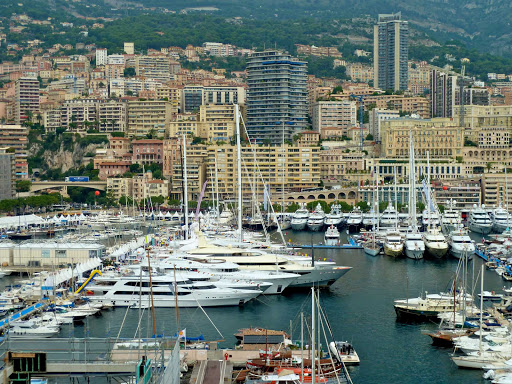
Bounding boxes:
0 302 48 331
189 360 233 384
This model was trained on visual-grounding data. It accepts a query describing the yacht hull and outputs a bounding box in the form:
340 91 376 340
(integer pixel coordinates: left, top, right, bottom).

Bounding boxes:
493 222 510 233
450 248 474 260
469 222 493 234
405 248 424 260
441 224 457 235
425 244 449 259
394 305 438 321
291 221 307 231
307 222 324 232
288 267 351 288
384 244 403 257
364 246 381 256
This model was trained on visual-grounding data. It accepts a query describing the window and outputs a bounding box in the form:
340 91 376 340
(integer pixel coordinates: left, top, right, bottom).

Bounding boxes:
89 250 97 258
42 249 50 258
56 250 67 258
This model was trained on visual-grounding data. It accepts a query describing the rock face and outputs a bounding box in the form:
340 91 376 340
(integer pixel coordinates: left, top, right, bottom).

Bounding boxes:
28 137 106 173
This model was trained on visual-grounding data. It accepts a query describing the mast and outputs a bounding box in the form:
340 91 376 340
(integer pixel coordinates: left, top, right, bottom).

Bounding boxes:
409 131 417 231
300 312 304 384
183 134 189 240
311 287 316 384
236 104 243 243
427 151 431 231
479 264 484 356
215 154 219 219
394 166 398 230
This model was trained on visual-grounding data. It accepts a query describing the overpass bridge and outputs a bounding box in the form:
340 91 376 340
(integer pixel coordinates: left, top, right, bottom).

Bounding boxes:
30 181 107 194
280 188 359 203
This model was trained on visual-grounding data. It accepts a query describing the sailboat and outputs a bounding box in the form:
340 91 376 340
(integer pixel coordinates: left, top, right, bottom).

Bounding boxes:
364 171 381 256
404 131 425 260
384 167 404 257
423 152 449 258
452 265 511 368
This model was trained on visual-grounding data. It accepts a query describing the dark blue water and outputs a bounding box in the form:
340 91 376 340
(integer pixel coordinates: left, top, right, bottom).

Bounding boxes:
6 230 507 383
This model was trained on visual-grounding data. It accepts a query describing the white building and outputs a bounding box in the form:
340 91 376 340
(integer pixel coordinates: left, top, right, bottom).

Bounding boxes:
107 54 125 65
369 108 400 142
96 48 108 66
124 42 134 55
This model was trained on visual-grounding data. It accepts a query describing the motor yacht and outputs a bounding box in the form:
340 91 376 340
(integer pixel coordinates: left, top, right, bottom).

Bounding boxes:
421 209 441 229
9 318 60 338
423 228 449 259
491 206 512 233
324 225 340 245
383 231 404 257
468 205 493 234
324 204 343 228
86 274 262 308
290 206 309 231
306 204 325 232
448 229 475 259
440 201 462 235
346 207 363 233
379 202 399 229
404 232 425 260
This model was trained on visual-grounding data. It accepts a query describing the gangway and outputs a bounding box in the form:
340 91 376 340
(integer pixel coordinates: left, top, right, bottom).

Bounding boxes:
0 302 48 331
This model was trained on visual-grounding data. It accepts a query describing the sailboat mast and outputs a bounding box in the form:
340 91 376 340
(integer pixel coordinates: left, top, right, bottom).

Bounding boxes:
300 312 304 384
183 134 189 240
479 264 484 356
394 166 398 230
427 151 431 231
215 154 219 219
311 287 316 384
236 104 243 243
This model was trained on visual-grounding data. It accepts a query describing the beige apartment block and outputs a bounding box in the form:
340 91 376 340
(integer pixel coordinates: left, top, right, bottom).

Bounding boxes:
380 117 463 159
206 144 320 203
312 100 357 134
127 100 173 137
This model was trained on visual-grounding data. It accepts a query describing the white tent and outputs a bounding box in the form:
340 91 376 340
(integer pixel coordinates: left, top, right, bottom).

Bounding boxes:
0 214 46 229
42 257 102 289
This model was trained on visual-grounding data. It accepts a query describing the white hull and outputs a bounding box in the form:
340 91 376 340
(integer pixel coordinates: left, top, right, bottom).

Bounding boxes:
469 222 493 234
450 247 474 260
307 221 324 232
89 291 260 308
364 246 381 256
405 247 424 260
291 220 307 231
384 244 403 257
494 222 510 233
441 223 457 235
288 267 351 288
452 356 508 369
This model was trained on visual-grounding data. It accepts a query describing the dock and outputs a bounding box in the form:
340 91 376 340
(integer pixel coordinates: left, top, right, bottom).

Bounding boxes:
189 359 233 384
0 301 48 331
291 238 363 249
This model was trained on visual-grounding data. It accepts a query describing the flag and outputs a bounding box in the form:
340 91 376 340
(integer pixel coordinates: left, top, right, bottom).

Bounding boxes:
178 329 186 340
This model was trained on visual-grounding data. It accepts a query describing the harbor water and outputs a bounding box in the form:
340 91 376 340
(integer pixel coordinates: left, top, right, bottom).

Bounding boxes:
1 230 504 383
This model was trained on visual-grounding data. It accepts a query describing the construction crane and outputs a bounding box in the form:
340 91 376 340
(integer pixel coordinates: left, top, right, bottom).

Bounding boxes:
350 94 365 151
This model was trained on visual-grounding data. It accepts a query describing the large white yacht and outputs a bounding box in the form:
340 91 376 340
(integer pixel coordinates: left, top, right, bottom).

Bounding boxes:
183 241 352 288
404 232 425 260
423 228 449 259
383 231 404 257
346 206 363 233
448 229 475 259
421 209 441 229
86 274 262 308
440 201 462 235
491 206 512 233
324 204 343 227
380 202 400 229
148 257 300 295
306 204 325 232
468 205 493 234
291 206 309 231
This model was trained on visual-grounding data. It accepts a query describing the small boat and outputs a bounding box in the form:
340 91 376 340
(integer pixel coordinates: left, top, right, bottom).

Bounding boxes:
423 328 476 347
8 231 32 240
324 225 340 245
478 291 504 301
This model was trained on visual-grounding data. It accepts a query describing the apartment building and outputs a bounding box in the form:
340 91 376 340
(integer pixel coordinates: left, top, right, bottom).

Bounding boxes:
0 125 29 179
132 139 164 165
346 63 374 84
15 77 39 125
0 148 15 199
181 85 245 113
98 101 127 133
369 108 400 141
127 100 173 137
380 117 464 159
312 100 357 134
206 144 320 203
135 55 171 82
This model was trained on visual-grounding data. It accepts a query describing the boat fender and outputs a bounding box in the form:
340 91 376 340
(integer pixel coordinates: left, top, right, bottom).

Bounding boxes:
224 352 229 361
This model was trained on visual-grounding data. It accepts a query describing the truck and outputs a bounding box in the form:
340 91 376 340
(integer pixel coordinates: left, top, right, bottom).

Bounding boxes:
65 176 89 182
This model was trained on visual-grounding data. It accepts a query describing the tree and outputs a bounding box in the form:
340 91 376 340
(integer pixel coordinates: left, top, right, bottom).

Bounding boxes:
124 67 136 77
286 202 300 213
16 180 32 192
355 201 370 212
365 134 374 141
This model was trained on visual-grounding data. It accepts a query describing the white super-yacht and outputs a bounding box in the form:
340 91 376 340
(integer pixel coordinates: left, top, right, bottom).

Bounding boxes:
440 201 462 235
291 206 309 231
404 232 425 260
423 228 449 259
148 256 300 295
421 209 441 229
324 204 343 227
468 205 493 234
491 206 512 233
380 202 400 229
346 206 363 233
183 239 352 288
307 204 325 232
448 229 475 259
383 231 404 257
86 274 262 308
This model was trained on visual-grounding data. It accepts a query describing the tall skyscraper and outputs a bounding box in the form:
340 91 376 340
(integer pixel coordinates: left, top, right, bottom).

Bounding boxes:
430 69 457 118
246 50 308 144
15 77 39 125
373 12 409 92
0 148 15 200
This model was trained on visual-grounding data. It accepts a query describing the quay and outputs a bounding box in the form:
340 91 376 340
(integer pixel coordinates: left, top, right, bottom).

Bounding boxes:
0 302 48 331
